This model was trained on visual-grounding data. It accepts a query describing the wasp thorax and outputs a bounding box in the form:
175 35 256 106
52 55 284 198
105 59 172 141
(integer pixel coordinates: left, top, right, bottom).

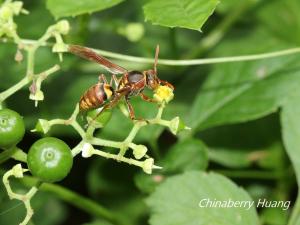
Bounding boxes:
128 71 144 84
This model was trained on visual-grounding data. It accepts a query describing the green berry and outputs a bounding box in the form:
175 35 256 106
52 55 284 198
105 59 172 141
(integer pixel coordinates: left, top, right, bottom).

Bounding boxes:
27 137 73 182
0 108 25 149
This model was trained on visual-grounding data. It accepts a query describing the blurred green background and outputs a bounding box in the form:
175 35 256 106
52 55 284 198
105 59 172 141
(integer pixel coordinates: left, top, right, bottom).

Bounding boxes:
1 0 300 225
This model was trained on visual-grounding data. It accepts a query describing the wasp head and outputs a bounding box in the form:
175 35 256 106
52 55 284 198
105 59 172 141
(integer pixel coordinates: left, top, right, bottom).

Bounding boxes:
145 45 174 91
145 69 160 90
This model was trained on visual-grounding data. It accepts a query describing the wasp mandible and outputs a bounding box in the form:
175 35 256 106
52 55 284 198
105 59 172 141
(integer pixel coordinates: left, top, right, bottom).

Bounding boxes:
68 45 174 120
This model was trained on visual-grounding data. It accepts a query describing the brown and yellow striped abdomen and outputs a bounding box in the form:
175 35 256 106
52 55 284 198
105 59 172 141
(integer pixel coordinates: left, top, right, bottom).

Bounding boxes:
79 83 114 111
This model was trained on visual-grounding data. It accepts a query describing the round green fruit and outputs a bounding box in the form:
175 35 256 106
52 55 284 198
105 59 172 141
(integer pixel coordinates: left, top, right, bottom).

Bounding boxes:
27 137 73 182
0 108 25 149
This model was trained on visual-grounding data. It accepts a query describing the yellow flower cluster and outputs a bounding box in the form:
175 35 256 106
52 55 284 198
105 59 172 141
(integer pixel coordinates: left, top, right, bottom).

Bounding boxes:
153 85 174 103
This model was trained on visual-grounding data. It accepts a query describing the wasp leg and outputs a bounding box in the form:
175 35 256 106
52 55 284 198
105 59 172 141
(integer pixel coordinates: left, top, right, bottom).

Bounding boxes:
84 107 105 129
111 74 119 88
98 74 108 84
125 95 149 123
159 79 174 90
125 96 135 120
140 93 157 103
116 85 132 94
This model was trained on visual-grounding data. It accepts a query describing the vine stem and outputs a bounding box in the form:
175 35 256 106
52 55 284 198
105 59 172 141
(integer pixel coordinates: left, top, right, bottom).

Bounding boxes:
2 166 38 225
16 174 129 225
96 47 300 66
90 104 167 156
92 148 143 168
46 102 168 173
40 183 128 225
0 64 60 103
5 38 300 66
0 76 29 102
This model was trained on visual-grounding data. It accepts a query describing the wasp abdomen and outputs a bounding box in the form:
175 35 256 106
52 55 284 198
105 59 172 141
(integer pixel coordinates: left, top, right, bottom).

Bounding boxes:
79 83 114 111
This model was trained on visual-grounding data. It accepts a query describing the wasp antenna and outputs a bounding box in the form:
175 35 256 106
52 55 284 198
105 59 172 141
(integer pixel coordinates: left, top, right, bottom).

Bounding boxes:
154 44 159 74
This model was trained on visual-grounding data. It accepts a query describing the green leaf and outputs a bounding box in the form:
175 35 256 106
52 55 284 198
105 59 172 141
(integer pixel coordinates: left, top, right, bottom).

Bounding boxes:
208 148 252 168
46 0 124 19
281 92 300 225
143 0 219 30
246 185 271 204
209 143 286 169
134 172 163 194
260 208 288 225
216 0 238 14
256 142 285 170
147 171 259 225
162 139 208 173
83 220 113 225
189 59 300 131
281 93 300 185
187 26 300 132
257 0 300 45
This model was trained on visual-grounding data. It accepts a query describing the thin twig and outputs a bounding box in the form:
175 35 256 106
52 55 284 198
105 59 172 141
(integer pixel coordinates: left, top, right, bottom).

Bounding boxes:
3 38 300 66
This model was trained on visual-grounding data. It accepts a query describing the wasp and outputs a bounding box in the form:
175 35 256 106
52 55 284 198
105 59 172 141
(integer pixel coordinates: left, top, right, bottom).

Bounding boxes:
68 44 174 120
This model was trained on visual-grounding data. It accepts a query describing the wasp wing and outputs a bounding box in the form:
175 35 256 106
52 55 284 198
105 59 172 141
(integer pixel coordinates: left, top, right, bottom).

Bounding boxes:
68 45 128 74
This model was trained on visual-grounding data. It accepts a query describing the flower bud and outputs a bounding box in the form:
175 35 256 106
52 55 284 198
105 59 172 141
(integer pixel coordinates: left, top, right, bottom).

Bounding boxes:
29 89 44 101
31 119 50 134
169 116 189 135
11 1 23 15
0 5 13 20
142 158 162 174
12 164 24 178
29 89 44 107
81 143 94 158
55 20 70 35
52 42 68 53
118 23 144 42
133 144 147 159
2 21 17 37
15 49 23 62
153 85 174 103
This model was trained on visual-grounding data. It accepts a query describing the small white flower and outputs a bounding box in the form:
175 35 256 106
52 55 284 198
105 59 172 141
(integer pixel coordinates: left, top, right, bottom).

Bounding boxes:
169 116 190 135
52 42 68 53
0 5 13 20
12 164 25 178
11 1 23 15
29 89 44 101
81 143 94 158
55 20 70 35
31 119 50 134
142 158 162 174
133 144 147 159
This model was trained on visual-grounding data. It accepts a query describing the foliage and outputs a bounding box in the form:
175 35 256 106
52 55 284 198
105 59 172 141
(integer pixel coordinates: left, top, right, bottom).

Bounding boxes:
143 0 219 30
0 0 300 225
147 171 260 225
47 0 125 19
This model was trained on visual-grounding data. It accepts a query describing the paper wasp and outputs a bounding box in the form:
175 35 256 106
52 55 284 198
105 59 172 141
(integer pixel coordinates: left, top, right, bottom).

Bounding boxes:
68 44 174 120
